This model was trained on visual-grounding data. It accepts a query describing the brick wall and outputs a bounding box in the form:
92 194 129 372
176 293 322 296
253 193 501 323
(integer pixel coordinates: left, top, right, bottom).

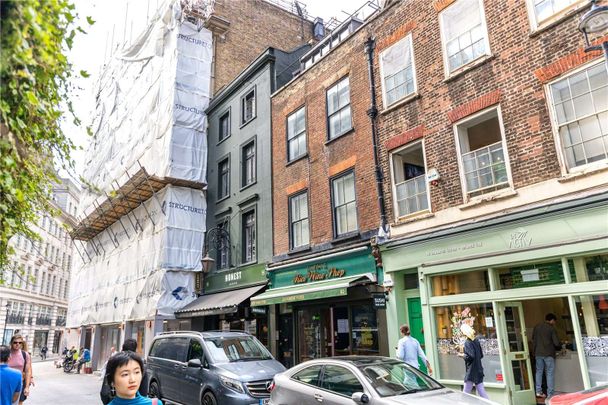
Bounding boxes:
369 0 604 221
212 0 313 94
271 28 381 257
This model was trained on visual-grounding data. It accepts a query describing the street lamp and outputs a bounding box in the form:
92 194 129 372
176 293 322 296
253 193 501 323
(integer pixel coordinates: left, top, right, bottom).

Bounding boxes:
579 0 608 69
200 226 231 286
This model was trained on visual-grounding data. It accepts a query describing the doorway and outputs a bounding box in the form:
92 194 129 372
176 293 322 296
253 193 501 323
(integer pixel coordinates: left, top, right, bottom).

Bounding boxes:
407 297 428 373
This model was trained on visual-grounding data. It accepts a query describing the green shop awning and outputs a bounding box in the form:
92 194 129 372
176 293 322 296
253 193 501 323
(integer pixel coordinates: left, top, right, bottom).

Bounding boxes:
250 273 375 306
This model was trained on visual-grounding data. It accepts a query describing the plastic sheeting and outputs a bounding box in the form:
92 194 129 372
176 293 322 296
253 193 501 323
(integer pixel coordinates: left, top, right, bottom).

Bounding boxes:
80 0 212 210
67 185 206 327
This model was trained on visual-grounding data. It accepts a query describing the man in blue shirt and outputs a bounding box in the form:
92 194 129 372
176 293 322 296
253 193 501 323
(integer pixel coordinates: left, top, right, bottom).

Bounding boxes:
396 324 433 375
1 344 22 405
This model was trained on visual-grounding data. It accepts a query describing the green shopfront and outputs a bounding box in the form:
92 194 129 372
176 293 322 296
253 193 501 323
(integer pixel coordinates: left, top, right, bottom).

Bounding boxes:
252 246 389 368
381 195 608 405
175 263 271 348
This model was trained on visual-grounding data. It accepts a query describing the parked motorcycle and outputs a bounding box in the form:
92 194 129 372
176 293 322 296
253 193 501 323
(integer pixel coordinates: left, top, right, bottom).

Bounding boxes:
62 351 76 373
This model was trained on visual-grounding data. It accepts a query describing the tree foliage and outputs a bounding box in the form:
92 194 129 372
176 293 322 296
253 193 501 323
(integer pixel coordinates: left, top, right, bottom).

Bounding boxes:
0 0 90 273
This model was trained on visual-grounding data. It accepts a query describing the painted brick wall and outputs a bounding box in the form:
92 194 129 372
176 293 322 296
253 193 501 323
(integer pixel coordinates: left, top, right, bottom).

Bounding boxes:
271 29 381 257
212 0 313 94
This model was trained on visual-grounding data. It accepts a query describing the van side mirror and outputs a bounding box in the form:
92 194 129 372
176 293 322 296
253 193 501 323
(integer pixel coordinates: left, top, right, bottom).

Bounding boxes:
187 358 202 368
351 392 369 403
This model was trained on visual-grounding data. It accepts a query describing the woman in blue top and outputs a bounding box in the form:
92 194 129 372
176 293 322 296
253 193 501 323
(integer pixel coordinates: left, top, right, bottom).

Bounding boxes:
106 351 163 405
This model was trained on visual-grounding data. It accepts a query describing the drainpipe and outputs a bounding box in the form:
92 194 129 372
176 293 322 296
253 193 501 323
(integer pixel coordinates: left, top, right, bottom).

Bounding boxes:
364 36 389 241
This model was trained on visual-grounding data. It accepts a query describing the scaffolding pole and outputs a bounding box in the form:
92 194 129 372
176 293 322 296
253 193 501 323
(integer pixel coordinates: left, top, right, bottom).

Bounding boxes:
93 200 120 248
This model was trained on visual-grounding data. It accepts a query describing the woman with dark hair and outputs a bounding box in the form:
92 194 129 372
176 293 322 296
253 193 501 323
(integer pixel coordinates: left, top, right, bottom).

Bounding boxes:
105 351 162 405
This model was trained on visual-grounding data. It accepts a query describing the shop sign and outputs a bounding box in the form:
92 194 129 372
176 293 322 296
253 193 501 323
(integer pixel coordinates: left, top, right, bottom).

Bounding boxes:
372 293 386 309
251 306 266 315
204 263 267 293
293 263 346 284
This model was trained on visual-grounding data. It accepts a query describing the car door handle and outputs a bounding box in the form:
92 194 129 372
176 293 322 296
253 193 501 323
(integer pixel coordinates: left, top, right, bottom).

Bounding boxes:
174 364 180 369
314 393 323 402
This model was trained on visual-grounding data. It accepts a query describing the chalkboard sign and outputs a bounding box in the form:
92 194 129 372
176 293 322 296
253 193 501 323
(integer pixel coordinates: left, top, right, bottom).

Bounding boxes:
372 293 386 309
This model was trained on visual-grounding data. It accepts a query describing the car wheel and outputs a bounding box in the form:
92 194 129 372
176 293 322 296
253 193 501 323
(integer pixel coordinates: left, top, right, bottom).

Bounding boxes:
148 381 162 399
201 391 217 405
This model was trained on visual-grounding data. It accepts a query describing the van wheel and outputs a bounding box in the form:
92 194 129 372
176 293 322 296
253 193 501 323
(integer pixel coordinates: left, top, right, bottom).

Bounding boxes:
202 391 217 405
148 381 161 399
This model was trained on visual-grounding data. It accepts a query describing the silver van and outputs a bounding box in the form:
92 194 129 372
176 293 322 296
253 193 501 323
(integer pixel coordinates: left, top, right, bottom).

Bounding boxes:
147 330 285 405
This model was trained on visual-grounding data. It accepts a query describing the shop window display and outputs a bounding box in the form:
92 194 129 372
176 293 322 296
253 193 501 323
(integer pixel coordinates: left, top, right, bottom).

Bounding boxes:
351 305 379 356
431 270 489 296
434 303 502 383
569 255 608 283
496 260 572 289
574 294 608 387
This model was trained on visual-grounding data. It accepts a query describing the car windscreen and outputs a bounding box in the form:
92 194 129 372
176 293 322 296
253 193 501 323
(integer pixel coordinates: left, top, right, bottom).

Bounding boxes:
358 361 443 397
203 336 273 363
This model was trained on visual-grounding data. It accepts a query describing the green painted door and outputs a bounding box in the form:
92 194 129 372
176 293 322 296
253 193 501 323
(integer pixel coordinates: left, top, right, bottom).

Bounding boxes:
407 297 428 373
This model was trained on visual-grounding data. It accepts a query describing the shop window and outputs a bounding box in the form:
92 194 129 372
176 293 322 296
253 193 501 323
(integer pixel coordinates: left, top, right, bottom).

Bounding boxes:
326 76 352 140
569 255 608 283
352 304 379 356
431 270 489 296
549 62 608 171
456 107 510 197
215 220 230 270
289 191 310 249
331 171 358 237
434 303 502 382
287 106 307 162
391 142 429 218
403 272 419 290
439 0 490 74
380 34 416 107
574 295 608 387
497 261 567 289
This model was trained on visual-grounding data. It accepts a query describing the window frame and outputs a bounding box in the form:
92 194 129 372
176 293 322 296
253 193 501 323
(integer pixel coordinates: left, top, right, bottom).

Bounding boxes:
287 105 308 162
379 34 418 108
330 170 359 238
326 76 353 141
319 364 365 398
218 108 231 143
240 137 257 189
438 0 491 78
241 207 257 264
525 0 587 31
217 155 231 201
453 105 513 200
240 86 257 126
545 60 608 175
215 218 231 270
388 140 431 221
288 190 310 250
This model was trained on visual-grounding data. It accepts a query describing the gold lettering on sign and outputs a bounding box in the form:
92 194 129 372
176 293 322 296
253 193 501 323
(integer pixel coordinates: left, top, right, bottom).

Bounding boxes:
293 274 307 284
307 271 326 281
328 268 345 278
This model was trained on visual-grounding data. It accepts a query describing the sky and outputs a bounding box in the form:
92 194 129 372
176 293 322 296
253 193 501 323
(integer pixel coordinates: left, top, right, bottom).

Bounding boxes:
63 0 366 182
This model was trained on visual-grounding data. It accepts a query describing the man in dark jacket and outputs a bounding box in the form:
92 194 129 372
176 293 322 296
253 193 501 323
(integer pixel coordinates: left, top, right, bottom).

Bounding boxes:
532 313 560 398
100 339 149 404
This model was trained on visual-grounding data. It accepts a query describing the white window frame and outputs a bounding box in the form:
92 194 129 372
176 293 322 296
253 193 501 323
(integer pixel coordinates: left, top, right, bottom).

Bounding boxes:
379 34 418 108
388 140 431 221
453 105 514 201
242 209 256 264
331 171 359 237
438 0 491 78
326 76 353 140
289 191 310 250
525 0 587 31
545 60 608 175
287 106 307 162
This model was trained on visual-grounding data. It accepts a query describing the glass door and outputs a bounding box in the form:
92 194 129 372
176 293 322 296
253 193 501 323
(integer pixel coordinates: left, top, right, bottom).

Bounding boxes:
499 302 535 405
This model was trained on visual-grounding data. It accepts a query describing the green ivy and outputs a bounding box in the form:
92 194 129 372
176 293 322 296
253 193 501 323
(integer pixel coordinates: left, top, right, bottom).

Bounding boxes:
0 0 92 279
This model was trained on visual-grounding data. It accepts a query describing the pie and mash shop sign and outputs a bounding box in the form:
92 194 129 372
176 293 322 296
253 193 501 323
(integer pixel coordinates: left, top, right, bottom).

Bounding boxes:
293 263 346 284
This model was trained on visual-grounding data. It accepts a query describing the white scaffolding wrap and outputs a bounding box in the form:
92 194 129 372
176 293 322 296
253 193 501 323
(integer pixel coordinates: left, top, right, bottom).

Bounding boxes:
81 0 212 210
67 185 206 326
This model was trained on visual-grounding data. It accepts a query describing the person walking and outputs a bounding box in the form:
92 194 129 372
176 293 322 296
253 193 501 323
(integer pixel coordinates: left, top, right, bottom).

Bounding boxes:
1 345 23 405
40 346 48 361
459 324 490 399
7 335 32 405
396 324 433 375
104 351 162 405
100 339 149 404
532 313 560 399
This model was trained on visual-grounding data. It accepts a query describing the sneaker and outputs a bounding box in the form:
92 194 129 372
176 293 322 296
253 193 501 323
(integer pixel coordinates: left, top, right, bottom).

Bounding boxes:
536 393 546 398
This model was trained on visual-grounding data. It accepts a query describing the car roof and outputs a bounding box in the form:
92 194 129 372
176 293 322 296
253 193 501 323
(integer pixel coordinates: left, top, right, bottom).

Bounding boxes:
299 356 401 367
154 330 252 339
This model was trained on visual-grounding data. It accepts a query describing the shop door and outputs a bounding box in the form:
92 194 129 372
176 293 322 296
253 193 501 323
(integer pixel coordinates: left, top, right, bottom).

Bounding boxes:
278 314 293 368
407 297 428 373
499 302 535 405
